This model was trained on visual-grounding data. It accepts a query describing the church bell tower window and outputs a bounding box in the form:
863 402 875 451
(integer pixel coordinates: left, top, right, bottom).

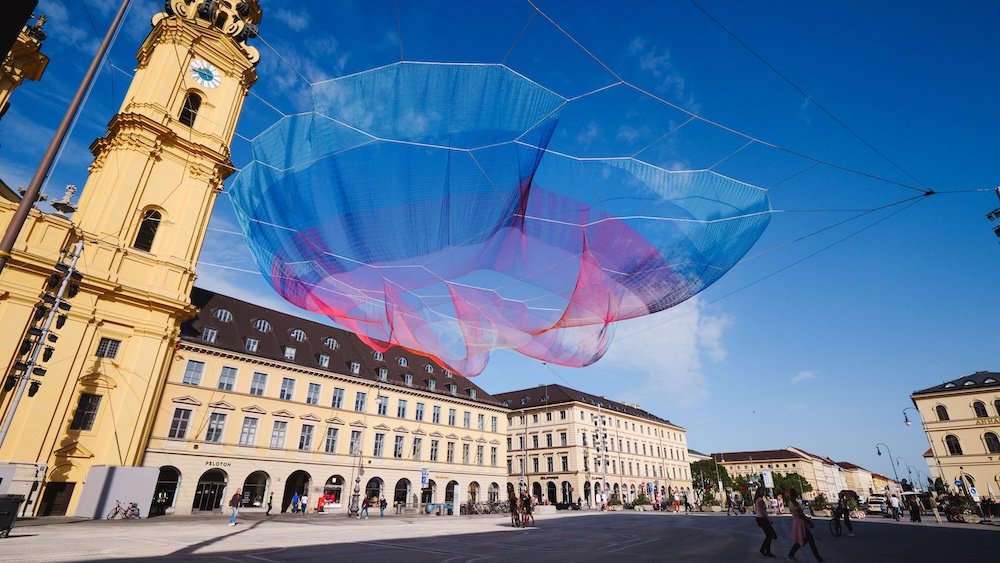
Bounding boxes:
179 92 202 127
133 209 162 252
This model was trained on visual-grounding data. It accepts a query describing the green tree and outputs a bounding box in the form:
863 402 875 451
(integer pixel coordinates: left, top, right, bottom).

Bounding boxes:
771 472 812 495
690 459 732 491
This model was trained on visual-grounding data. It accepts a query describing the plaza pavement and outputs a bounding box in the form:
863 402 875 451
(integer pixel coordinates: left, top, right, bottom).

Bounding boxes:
2 509 997 562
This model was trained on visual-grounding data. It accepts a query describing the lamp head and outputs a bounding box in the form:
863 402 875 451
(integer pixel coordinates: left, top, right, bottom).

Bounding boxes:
903 412 912 426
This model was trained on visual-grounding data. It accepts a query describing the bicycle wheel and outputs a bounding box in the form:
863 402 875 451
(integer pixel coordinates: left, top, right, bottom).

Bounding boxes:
107 507 120 520
829 517 841 537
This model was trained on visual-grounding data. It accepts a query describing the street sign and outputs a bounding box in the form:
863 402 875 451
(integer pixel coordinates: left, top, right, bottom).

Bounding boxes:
969 487 978 497
762 471 774 488
954 480 963 489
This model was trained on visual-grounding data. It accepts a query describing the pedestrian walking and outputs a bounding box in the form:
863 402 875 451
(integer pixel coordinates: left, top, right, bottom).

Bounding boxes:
509 493 521 527
291 492 300 514
300 494 308 515
753 486 777 558
909 496 922 523
929 493 942 523
889 494 901 521
360 496 370 519
379 497 387 517
836 492 855 536
228 488 242 526
786 489 823 562
266 492 273 515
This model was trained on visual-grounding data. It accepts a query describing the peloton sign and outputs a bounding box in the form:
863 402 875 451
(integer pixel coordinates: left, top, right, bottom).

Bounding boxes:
975 417 1000 426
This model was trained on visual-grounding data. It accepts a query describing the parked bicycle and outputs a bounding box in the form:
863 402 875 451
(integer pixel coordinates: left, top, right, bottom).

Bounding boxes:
107 500 141 520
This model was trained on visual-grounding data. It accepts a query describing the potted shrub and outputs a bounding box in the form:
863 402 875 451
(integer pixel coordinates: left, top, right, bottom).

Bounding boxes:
702 491 722 512
810 494 832 517
634 492 652 511
608 492 623 511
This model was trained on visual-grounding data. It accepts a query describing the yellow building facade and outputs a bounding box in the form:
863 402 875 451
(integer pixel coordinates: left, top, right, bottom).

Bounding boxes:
911 371 1000 499
0 2 261 516
0 13 48 120
495 385 689 507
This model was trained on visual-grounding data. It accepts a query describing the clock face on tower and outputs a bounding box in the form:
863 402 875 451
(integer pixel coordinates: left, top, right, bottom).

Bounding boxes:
190 59 222 89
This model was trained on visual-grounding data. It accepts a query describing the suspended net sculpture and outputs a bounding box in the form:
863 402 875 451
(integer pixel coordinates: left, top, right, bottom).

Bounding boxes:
230 60 771 376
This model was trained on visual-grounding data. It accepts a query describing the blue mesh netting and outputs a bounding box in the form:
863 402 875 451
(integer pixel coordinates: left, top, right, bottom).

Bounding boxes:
229 61 771 375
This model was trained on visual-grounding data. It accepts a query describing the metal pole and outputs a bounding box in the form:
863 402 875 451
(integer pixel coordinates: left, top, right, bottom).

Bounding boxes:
0 240 83 449
0 0 131 274
876 443 901 494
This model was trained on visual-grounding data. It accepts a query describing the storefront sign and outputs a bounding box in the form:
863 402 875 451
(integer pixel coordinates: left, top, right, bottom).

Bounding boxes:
205 460 232 467
975 417 1000 426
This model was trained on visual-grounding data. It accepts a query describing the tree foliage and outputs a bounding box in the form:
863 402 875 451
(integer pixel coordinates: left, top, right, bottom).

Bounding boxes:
690 459 732 490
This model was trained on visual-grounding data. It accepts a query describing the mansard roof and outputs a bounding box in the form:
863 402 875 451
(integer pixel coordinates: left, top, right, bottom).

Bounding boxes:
912 371 1000 396
182 286 501 407
492 383 681 428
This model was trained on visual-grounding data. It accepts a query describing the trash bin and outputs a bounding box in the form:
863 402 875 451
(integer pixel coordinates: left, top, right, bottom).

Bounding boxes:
0 495 25 538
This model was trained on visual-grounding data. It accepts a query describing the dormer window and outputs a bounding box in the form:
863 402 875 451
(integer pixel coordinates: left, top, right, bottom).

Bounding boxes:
520 397 528 406
374 351 383 361
425 364 434 374
444 370 453 378
349 361 360 375
201 327 218 343
403 373 413 386
318 354 330 368
133 209 161 252
283 346 296 361
448 383 457 395
501 400 510 407
398 357 408 367
426 379 436 391
290 329 307 342
378 367 388 381
324 337 339 350
468 388 477 399
213 309 233 322
244 338 258 353
253 319 271 333
179 92 201 127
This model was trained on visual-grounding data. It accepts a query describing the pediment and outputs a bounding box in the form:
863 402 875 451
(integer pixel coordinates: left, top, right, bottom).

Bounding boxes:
54 441 94 459
349 420 368 428
300 413 321 422
445 433 459 440
429 431 443 437
208 400 235 411
476 437 487 443
462 435 474 442
326 417 345 425
489 439 500 445
242 405 266 414
272 409 295 418
393 426 409 433
412 428 426 436
373 423 391 431
172 395 202 406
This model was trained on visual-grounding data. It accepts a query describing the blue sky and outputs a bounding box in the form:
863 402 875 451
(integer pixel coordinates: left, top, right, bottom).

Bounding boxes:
3 0 999 485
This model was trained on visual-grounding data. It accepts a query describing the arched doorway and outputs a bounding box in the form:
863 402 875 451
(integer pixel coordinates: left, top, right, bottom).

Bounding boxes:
488 482 499 503
324 475 345 507
192 469 227 512
467 481 480 503
364 477 384 502
506 482 515 498
613 483 620 501
445 480 458 514
242 471 270 508
282 470 311 513
583 481 591 504
629 484 636 501
150 466 180 516
422 479 436 504
394 478 411 507
546 481 557 504
561 481 572 503
532 482 542 503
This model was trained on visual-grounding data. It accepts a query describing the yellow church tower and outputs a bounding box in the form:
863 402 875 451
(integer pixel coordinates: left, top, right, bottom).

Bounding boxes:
0 1 262 517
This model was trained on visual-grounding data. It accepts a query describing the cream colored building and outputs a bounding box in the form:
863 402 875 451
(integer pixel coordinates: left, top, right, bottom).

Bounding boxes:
911 371 1000 499
145 288 507 515
494 385 689 506
713 447 875 500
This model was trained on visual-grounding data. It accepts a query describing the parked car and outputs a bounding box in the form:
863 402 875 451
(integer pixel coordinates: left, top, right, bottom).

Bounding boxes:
866 495 887 514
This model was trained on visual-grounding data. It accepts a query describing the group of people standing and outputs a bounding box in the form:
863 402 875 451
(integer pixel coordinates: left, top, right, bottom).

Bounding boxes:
508 492 535 528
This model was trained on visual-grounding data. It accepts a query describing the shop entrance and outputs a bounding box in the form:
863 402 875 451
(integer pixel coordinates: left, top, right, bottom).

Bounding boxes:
38 482 75 516
192 469 227 512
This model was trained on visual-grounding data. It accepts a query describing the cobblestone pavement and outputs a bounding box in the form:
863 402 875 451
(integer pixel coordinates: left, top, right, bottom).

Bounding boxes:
2 509 997 561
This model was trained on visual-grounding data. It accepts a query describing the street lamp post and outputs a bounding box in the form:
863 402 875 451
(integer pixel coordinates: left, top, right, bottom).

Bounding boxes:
876 443 901 494
903 406 946 491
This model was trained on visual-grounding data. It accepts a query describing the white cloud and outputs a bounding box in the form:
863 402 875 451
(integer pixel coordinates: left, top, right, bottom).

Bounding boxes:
596 297 730 408
272 8 310 32
790 370 819 384
627 35 699 114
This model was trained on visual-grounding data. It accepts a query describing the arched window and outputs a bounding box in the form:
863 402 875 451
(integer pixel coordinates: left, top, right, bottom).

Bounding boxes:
290 329 307 342
985 432 1000 454
133 209 161 252
945 434 963 455
935 405 949 421
213 309 233 322
179 92 201 127
253 319 271 333
995 399 1000 417
973 401 988 418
